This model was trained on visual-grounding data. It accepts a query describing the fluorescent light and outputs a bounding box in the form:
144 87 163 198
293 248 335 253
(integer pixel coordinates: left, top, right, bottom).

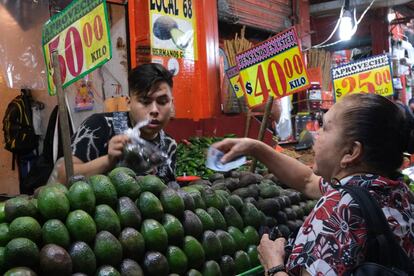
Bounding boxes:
339 10 354 41
388 9 396 22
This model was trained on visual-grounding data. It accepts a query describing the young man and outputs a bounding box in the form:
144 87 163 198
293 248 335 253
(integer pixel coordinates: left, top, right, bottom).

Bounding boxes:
57 63 177 184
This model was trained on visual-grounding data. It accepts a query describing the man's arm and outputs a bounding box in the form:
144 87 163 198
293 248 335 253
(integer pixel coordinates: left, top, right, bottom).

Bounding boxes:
56 134 129 185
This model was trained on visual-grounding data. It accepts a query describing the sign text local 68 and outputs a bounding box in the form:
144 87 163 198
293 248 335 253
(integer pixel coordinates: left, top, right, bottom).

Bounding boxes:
42 0 112 96
235 27 310 108
332 54 394 101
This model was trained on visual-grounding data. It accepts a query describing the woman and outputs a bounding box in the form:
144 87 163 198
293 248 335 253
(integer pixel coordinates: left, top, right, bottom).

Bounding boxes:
213 93 414 275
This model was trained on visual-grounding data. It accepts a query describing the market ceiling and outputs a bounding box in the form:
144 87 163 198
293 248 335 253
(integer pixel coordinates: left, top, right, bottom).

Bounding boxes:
0 0 49 30
310 0 414 18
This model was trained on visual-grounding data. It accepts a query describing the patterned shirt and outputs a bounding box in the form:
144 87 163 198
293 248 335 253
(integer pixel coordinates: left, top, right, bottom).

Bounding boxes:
286 174 414 275
71 112 177 183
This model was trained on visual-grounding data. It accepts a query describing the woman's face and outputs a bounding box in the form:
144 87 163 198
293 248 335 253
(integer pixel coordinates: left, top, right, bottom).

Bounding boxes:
313 102 349 180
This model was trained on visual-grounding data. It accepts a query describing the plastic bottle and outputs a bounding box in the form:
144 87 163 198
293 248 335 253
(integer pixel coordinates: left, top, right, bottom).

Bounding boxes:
308 82 322 111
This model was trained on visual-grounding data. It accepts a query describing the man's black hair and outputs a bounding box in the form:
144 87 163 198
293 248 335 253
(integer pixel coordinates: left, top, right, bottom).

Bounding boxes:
128 63 173 97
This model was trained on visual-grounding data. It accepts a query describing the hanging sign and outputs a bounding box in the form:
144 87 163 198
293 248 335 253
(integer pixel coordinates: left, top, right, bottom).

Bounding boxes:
42 0 112 96
235 27 310 108
149 0 197 60
332 54 393 101
226 66 244 98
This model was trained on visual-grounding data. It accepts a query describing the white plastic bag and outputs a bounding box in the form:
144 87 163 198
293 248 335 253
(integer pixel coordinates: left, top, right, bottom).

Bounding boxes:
120 120 169 174
276 96 293 140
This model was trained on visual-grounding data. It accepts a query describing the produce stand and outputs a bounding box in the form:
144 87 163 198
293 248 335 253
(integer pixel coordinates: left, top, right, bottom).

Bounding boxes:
4 3 322 274
0 160 318 274
3 0 407 274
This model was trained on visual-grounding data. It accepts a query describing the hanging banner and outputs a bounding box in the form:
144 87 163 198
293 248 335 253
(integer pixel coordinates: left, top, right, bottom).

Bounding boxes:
149 0 197 60
332 54 394 101
226 66 244 98
42 0 112 96
235 27 310 108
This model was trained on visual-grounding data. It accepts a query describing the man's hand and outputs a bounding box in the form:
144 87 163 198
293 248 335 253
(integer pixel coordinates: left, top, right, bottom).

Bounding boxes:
108 134 130 165
258 235 286 271
212 138 258 163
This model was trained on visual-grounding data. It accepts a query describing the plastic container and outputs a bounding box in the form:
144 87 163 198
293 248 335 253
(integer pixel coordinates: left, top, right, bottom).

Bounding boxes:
308 82 322 110
295 113 311 140
321 90 334 110
176 175 201 186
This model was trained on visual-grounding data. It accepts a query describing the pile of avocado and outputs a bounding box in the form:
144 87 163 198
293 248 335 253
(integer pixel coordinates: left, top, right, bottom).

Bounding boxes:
207 171 317 237
0 166 316 275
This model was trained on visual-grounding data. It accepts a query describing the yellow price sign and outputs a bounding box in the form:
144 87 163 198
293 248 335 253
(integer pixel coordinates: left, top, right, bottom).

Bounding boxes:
332 54 394 101
226 66 245 98
235 27 310 108
42 0 112 95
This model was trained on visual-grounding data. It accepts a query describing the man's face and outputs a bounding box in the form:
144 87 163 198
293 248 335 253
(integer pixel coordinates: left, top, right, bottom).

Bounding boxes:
129 81 173 140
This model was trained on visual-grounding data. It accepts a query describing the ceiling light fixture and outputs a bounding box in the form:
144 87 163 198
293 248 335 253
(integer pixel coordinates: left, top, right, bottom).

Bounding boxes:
339 0 355 41
388 8 396 22
312 0 376 49
339 9 354 41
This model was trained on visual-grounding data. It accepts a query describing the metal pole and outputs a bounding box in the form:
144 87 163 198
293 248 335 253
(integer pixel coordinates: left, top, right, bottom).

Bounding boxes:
52 51 74 182
244 110 252 137
250 95 274 172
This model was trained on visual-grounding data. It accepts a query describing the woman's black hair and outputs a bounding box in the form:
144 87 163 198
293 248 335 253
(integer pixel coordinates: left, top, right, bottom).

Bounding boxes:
341 93 410 176
128 63 173 97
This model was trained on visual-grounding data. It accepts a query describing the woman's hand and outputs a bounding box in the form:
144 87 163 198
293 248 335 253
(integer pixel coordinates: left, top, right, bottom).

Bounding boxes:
107 134 130 165
258 235 286 271
212 138 258 163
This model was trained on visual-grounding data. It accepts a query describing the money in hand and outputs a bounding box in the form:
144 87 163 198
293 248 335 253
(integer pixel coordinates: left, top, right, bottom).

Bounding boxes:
206 147 246 172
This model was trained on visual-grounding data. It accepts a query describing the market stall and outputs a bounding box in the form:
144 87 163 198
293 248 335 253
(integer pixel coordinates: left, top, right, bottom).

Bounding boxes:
1 0 414 275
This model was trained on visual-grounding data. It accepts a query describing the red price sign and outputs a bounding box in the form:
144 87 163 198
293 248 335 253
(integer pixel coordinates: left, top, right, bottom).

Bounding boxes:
42 0 111 95
235 27 310 108
226 66 245 98
332 54 394 101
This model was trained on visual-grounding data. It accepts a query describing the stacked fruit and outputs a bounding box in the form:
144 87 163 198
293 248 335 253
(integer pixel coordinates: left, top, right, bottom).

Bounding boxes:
0 165 317 275
207 171 317 237
0 167 275 275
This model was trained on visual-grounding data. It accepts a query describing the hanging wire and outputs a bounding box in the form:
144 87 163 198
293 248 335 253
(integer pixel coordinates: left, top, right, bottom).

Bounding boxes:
306 3 345 50
311 0 377 49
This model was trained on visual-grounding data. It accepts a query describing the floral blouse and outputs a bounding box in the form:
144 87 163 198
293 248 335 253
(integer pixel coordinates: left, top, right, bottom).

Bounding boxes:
286 174 414 275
